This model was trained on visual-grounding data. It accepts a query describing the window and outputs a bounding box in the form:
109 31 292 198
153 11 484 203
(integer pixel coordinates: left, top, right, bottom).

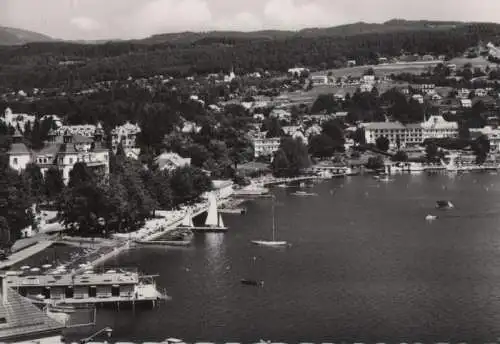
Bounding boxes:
0 317 6 324
13 158 17 165
69 158 73 164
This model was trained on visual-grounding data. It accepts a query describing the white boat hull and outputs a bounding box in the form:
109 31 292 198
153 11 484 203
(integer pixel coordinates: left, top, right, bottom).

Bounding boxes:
251 240 288 247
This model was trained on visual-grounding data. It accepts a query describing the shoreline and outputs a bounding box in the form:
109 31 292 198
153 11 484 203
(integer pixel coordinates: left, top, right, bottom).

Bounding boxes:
73 196 234 273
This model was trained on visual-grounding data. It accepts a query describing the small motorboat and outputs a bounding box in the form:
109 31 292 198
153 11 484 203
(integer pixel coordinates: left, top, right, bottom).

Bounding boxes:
291 191 317 197
240 279 264 287
425 214 437 221
436 200 454 210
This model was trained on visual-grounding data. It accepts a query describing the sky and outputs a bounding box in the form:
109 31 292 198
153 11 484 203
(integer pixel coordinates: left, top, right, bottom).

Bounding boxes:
2 0 500 40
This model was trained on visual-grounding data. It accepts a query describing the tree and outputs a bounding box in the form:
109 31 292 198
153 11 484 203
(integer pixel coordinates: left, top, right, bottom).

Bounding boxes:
68 162 95 188
375 136 390 152
272 137 310 177
188 143 210 168
57 182 109 236
311 94 338 114
21 163 44 204
0 216 11 250
271 149 289 178
321 120 345 146
392 150 408 162
44 167 64 202
425 142 439 162
308 134 336 158
366 156 384 170
473 135 490 164
0 168 33 241
263 117 283 138
170 166 213 206
353 128 366 145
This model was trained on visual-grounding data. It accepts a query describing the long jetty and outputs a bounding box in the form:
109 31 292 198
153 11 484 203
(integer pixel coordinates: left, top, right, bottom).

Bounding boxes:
259 176 318 186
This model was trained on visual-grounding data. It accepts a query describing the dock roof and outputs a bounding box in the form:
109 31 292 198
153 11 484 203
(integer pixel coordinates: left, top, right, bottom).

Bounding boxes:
5 271 139 288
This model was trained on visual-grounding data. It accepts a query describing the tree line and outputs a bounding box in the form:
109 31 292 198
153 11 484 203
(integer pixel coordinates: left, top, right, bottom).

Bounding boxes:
1 24 500 90
0 147 213 248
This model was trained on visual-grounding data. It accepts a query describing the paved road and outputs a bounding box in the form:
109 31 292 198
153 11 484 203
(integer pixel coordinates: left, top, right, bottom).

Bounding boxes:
0 240 54 270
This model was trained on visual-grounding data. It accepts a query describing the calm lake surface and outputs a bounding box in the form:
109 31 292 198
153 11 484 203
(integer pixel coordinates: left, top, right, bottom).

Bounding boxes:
86 173 500 342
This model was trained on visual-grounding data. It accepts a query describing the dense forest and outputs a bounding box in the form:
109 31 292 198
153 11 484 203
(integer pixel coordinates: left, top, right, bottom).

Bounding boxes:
2 22 500 90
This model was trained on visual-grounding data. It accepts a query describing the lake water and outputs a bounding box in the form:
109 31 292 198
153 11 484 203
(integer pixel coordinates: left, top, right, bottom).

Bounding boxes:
78 173 500 342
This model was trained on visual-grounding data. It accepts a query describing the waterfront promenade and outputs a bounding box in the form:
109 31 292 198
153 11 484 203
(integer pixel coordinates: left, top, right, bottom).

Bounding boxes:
0 240 53 270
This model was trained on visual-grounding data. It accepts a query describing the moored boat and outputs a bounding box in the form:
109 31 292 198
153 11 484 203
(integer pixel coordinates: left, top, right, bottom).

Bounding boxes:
436 200 454 210
240 279 264 287
291 191 318 197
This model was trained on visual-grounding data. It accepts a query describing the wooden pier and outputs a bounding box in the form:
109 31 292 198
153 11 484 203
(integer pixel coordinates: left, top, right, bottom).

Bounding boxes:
260 176 318 186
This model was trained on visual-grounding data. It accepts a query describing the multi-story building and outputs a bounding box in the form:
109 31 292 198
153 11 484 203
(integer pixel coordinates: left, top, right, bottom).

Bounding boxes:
57 124 97 138
363 115 458 148
363 122 422 148
8 127 110 184
411 84 435 94
111 122 141 159
252 137 281 158
470 126 500 152
1 107 35 132
421 115 459 141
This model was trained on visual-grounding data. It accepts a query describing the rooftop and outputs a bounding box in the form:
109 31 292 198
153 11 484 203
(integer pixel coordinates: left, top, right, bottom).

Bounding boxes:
9 142 32 155
5 271 139 288
0 287 64 341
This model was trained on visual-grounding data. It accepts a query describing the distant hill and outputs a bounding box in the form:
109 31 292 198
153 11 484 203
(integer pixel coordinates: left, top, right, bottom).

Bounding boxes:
1 19 497 46
135 19 475 44
0 26 54 45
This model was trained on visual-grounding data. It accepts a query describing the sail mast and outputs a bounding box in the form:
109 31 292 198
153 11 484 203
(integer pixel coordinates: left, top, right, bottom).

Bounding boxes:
272 197 276 241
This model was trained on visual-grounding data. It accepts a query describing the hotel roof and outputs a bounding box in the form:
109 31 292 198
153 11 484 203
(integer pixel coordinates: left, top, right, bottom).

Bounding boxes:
363 122 406 130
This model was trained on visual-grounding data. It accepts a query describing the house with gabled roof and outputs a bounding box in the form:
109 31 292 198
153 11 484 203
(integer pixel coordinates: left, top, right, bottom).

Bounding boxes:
0 275 64 343
8 126 110 184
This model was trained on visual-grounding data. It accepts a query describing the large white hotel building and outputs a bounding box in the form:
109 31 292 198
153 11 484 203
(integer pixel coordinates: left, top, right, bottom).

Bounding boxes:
362 115 459 148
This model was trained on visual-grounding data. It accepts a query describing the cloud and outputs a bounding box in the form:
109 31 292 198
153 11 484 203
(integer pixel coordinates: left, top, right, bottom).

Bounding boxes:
214 12 263 31
132 0 213 37
4 0 500 40
263 0 340 29
70 17 101 31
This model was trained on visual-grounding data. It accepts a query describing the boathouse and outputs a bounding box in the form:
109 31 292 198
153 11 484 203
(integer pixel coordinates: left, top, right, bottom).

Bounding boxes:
5 270 164 305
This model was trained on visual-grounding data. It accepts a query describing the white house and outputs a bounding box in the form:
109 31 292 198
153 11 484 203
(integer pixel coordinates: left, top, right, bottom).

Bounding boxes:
269 109 291 122
421 115 459 141
8 128 110 184
1 108 36 132
57 125 97 138
111 122 141 159
412 94 424 104
252 137 281 158
460 99 472 108
155 152 191 171
475 88 488 97
288 67 308 77
311 75 329 86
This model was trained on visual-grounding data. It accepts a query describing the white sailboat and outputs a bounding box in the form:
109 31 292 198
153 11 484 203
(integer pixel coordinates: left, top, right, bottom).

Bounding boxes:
192 193 228 232
252 196 288 247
